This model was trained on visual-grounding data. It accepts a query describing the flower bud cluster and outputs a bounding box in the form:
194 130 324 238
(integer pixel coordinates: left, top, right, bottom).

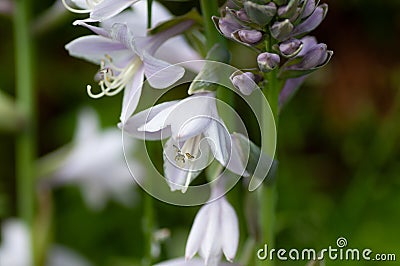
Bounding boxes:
215 0 333 93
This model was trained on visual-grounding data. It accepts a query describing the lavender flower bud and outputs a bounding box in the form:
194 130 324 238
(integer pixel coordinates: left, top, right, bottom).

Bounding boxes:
297 43 328 69
257 52 280 72
237 29 263 44
230 72 259 95
270 19 293 41
279 38 302 57
236 9 250 22
244 1 277 26
291 4 328 36
214 15 242 38
301 0 316 19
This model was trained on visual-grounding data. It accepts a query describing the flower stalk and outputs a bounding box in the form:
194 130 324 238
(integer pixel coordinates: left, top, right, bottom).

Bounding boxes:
258 35 281 266
13 0 36 263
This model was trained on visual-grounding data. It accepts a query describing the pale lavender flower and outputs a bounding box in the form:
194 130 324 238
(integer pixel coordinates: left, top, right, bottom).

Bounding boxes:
154 257 238 266
0 220 31 266
62 0 139 22
0 219 93 266
121 92 248 193
50 108 142 210
185 187 239 265
66 1 201 123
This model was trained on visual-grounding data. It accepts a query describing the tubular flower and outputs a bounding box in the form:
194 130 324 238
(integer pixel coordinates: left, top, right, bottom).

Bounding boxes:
49 108 143 210
121 92 249 193
185 187 239 266
66 2 201 122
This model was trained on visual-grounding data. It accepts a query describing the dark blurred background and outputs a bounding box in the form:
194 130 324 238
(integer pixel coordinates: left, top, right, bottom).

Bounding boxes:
0 0 399 265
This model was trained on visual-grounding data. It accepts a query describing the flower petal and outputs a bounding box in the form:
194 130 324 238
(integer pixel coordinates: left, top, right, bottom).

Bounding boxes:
120 65 145 123
72 21 110 37
142 52 185 89
199 200 222 265
166 93 216 141
186 204 211 260
225 134 250 177
220 199 239 261
156 36 203 73
90 0 139 21
136 101 178 134
203 120 229 167
65 35 128 64
121 100 178 140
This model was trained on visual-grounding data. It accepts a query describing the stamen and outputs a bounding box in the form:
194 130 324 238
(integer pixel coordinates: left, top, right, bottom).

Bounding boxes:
86 85 105 99
86 56 142 99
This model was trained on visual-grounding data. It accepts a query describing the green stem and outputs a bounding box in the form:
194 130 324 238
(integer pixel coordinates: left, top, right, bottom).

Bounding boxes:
13 0 36 264
258 35 281 266
147 0 153 29
142 192 154 266
200 0 225 50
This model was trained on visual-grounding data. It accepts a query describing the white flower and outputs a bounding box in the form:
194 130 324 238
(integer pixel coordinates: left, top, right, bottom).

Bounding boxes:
62 0 139 22
185 189 239 266
0 219 93 266
121 92 248 193
50 108 142 210
154 257 239 266
0 219 31 266
66 1 202 123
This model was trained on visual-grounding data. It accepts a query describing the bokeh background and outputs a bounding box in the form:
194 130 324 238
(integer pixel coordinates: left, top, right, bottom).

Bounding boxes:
0 0 399 265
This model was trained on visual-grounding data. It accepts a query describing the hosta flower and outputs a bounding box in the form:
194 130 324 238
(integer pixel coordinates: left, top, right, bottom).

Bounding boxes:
0 220 31 266
121 92 248 193
185 187 239 266
66 1 201 122
0 219 93 266
62 0 139 22
154 257 238 266
49 108 143 210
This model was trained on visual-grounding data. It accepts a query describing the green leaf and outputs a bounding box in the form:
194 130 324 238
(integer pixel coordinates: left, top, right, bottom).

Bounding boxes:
188 44 231 94
184 29 207 58
231 133 277 191
244 1 277 26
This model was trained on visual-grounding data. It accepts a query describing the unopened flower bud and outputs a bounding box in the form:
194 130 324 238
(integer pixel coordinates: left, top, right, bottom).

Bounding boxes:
237 29 263 44
301 0 317 19
291 4 328 36
214 15 242 37
244 1 277 26
297 43 328 69
230 72 260 95
257 52 280 72
236 9 250 22
270 19 293 41
279 38 302 57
